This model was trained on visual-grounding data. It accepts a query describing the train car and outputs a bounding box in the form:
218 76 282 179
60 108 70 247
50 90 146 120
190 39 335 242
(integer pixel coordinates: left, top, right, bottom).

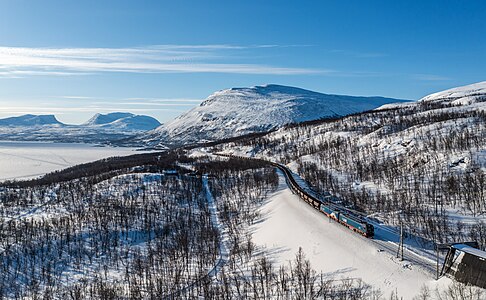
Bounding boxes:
319 203 340 220
319 203 374 237
338 214 374 237
339 215 366 233
319 203 333 216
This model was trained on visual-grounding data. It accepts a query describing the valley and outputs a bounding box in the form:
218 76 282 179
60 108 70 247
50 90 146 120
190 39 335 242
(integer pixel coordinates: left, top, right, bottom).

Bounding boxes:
2 2 485 298
0 82 485 299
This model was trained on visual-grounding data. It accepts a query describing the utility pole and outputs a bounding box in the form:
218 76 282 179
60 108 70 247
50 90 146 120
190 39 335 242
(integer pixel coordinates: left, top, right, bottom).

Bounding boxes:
396 223 400 259
400 224 404 261
397 221 403 260
436 243 440 280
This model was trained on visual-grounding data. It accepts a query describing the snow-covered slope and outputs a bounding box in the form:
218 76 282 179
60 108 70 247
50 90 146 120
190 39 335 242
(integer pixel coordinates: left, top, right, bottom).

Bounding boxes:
420 81 486 105
0 114 62 126
251 172 451 298
142 84 408 147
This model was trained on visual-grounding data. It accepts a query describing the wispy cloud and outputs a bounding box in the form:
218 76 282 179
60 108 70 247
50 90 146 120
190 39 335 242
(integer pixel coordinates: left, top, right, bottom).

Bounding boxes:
413 74 452 81
56 96 204 108
0 45 322 77
59 96 203 103
0 105 187 113
61 96 98 100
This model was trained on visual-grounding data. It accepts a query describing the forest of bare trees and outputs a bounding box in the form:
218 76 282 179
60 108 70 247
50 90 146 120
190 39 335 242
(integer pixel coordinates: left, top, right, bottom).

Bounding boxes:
1 153 377 299
1 152 441 299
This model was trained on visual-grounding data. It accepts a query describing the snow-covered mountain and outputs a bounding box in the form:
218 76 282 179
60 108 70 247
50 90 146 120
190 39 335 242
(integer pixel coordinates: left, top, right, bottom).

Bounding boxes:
84 112 161 131
141 84 408 148
0 112 161 143
0 114 62 126
84 112 135 126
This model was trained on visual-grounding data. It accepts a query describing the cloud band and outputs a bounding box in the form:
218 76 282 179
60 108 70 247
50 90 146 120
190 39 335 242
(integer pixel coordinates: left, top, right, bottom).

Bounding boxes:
0 45 321 77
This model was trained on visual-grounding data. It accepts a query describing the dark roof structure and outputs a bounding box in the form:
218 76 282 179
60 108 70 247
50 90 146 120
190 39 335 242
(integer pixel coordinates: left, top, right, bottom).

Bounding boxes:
442 243 486 289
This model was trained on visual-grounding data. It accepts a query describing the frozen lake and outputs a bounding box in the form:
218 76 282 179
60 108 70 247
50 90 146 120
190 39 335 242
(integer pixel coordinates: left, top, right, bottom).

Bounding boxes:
0 141 144 181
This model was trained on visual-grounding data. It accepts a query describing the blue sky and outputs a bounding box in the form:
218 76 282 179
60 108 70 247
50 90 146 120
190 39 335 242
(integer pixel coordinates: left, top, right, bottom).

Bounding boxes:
0 0 484 124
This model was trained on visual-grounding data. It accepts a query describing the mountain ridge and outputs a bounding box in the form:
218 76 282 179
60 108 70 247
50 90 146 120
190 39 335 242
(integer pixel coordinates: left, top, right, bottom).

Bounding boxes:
419 81 486 104
84 112 161 131
141 84 409 148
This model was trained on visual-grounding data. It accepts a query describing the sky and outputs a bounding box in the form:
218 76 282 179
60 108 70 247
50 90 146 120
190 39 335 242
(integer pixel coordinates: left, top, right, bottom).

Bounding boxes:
0 0 484 124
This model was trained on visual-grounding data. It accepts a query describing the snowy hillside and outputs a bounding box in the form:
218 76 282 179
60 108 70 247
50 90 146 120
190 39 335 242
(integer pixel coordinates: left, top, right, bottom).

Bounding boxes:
420 81 486 105
212 81 486 253
2 81 484 297
251 170 451 298
140 84 408 148
0 112 161 143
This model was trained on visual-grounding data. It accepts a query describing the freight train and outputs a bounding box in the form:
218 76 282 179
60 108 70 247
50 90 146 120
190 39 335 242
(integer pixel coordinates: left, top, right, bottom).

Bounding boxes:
216 153 375 238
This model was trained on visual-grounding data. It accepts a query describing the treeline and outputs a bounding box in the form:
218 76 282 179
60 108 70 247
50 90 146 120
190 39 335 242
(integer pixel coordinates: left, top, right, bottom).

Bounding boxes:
0 150 192 188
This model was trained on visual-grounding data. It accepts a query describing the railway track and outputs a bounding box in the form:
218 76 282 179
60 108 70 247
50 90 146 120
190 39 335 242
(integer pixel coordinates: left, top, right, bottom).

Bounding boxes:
216 153 437 276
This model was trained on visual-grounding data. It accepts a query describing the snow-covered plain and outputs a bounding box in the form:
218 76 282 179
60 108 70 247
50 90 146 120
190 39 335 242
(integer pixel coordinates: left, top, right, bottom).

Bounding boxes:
251 171 452 298
0 141 143 180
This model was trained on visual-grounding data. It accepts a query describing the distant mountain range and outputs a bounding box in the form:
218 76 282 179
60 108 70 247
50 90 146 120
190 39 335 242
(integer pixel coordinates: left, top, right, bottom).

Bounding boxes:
138 84 409 148
5 82 483 149
0 112 160 130
0 112 161 144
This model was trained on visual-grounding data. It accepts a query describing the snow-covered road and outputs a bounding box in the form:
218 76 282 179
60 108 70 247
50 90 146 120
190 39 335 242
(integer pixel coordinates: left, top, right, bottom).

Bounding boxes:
251 170 452 298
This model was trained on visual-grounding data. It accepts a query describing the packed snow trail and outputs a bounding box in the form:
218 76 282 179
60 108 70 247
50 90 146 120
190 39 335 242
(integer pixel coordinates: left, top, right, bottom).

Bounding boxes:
203 175 230 277
163 175 229 299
